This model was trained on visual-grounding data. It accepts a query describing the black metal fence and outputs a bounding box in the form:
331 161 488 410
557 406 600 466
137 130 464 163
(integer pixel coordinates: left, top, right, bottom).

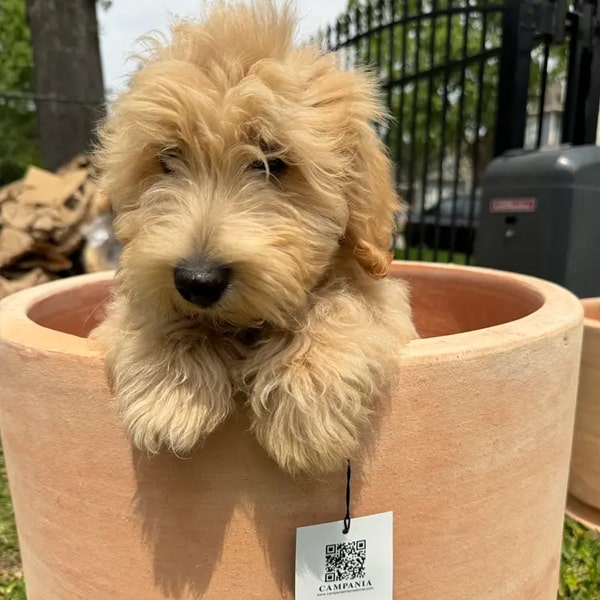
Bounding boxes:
322 0 600 264
496 0 600 155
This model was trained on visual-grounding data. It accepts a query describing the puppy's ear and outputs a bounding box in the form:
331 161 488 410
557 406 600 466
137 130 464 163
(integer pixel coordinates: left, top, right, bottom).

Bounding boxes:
340 71 400 280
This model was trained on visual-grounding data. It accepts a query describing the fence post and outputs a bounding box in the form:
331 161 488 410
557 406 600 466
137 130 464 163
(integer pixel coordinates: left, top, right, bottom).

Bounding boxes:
561 0 600 145
588 9 600 144
494 0 537 157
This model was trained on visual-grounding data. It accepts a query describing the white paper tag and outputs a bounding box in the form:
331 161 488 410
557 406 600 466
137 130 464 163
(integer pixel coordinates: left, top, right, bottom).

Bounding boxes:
295 511 393 599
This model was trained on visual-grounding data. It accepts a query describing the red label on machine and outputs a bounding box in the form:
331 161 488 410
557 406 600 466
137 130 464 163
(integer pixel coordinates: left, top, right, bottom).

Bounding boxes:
490 198 537 213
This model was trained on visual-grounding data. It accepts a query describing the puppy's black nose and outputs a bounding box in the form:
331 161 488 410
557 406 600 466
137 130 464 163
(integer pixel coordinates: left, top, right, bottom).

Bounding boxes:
173 260 231 308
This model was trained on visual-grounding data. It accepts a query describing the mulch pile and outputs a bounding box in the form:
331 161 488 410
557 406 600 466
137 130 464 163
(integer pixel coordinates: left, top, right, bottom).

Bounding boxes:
0 155 115 298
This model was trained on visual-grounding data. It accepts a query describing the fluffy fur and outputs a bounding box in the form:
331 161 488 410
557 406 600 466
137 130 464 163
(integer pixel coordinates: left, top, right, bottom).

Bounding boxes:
94 0 417 476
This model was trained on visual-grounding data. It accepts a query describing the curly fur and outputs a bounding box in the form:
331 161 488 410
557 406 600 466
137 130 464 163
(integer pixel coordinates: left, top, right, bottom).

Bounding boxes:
94 0 417 476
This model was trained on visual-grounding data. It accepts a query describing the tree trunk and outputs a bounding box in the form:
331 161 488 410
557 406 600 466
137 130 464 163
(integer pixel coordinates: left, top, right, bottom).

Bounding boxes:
25 0 105 171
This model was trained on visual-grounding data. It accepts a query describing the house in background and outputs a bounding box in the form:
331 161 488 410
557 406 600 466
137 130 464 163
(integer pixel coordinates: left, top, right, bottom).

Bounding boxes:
525 81 565 149
525 80 600 148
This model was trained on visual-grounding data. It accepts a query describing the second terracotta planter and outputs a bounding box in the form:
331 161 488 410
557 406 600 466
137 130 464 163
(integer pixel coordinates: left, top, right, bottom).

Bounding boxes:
567 298 600 531
0 262 584 599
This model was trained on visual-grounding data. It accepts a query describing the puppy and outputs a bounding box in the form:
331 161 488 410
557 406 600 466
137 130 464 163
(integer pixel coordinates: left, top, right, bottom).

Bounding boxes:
94 0 417 476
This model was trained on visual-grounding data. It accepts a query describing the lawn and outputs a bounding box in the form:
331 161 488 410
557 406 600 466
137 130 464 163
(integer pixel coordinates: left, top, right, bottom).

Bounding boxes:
394 246 469 264
560 517 600 598
0 445 598 598
0 449 25 600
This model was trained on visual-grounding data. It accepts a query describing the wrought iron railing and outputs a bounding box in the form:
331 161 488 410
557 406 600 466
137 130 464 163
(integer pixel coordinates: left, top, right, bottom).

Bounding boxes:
321 0 599 263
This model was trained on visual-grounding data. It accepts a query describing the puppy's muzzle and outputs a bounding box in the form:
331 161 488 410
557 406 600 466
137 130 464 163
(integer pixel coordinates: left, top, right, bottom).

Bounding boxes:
174 259 231 308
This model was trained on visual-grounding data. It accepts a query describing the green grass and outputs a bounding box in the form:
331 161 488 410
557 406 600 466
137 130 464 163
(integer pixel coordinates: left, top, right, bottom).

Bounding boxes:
559 517 600 599
394 246 469 264
0 449 25 600
0 443 598 599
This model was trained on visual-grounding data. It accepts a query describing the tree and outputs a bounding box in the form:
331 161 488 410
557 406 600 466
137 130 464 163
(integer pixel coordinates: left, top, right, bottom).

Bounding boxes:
25 0 106 171
0 0 40 185
0 0 111 183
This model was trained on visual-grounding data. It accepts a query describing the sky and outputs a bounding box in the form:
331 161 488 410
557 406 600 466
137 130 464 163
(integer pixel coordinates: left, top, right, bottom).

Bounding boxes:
97 0 349 99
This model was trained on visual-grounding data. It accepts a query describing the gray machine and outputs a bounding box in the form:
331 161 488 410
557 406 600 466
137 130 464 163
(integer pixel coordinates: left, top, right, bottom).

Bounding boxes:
473 145 600 298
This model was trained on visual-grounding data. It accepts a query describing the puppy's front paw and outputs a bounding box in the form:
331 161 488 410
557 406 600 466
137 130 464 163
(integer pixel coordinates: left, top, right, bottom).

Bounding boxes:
118 377 232 455
244 291 398 476
100 318 234 454
249 359 373 476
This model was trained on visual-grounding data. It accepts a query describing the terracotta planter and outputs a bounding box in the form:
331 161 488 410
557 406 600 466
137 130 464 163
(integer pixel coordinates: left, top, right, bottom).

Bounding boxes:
0 262 583 600
567 298 600 532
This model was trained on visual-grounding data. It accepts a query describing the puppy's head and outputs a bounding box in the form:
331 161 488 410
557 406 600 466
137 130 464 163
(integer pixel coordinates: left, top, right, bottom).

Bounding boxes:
97 1 400 328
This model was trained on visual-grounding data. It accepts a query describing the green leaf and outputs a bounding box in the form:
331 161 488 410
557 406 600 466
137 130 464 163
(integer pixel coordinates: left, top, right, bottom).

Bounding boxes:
0 0 40 184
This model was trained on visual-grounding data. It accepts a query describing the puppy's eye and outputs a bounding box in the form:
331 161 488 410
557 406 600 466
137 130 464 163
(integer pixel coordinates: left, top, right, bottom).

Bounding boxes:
250 157 287 176
158 148 179 174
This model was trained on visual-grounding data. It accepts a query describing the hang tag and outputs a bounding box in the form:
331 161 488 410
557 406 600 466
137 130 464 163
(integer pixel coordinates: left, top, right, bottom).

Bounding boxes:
295 511 393 599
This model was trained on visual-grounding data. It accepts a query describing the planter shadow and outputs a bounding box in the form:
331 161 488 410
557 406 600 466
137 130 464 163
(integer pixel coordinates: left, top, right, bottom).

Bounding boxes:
0 261 584 599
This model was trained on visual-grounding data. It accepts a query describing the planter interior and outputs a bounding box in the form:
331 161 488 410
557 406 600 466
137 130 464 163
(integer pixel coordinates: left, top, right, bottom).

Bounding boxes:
26 278 112 338
582 299 600 322
0 262 583 600
26 266 545 340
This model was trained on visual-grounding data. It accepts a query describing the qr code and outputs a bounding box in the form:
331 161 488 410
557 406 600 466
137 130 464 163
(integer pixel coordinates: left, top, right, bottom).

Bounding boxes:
324 539 367 582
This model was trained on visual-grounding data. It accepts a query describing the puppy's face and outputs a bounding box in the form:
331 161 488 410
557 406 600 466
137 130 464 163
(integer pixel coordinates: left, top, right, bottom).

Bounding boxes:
98 5 399 328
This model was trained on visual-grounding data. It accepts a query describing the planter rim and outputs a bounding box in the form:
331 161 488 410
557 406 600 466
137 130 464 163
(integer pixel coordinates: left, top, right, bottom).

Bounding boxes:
581 297 600 329
0 261 583 363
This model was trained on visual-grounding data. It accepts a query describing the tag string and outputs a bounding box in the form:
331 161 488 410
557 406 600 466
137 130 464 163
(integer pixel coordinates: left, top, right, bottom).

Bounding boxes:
342 460 351 534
